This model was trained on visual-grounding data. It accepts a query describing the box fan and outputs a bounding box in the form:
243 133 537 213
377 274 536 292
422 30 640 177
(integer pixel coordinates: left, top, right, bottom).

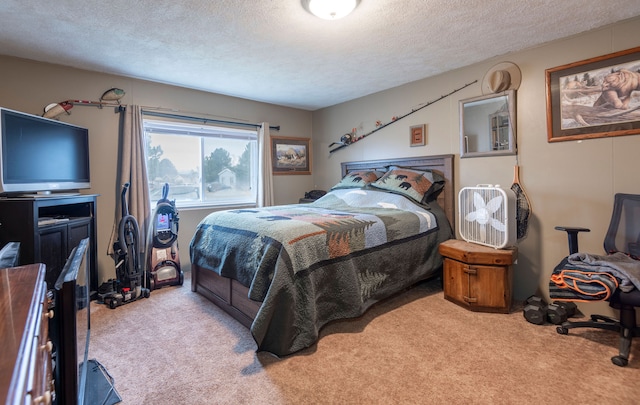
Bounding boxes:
458 185 517 249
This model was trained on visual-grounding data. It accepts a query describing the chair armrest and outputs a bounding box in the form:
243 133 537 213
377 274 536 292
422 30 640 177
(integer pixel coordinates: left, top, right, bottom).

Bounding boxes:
555 226 590 255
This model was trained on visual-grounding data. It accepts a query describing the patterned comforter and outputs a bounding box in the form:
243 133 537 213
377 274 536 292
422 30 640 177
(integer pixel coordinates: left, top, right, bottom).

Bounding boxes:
190 189 453 356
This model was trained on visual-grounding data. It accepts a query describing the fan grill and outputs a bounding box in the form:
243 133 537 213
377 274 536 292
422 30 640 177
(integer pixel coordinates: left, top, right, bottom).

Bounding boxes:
458 185 516 249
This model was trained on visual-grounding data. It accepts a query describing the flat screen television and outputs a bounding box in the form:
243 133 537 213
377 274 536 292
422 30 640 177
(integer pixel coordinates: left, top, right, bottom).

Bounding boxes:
0 107 90 195
54 237 90 405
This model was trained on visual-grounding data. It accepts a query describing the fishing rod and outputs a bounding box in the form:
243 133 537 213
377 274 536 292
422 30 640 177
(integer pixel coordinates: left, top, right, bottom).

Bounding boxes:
329 80 478 153
67 88 127 108
42 88 127 119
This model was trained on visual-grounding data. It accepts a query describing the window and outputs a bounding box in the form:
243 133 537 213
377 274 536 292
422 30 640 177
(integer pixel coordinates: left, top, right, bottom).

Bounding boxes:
143 119 258 208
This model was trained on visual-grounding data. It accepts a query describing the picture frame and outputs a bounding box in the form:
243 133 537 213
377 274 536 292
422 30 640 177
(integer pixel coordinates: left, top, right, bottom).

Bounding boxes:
545 45 640 143
410 124 426 147
271 136 311 175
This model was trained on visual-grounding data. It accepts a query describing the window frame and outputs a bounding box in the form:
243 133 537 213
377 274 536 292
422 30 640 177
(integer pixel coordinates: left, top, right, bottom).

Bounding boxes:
143 118 259 210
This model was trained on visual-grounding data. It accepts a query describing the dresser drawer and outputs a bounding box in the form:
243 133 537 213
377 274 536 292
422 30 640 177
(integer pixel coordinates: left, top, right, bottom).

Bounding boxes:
1 264 52 404
32 284 54 404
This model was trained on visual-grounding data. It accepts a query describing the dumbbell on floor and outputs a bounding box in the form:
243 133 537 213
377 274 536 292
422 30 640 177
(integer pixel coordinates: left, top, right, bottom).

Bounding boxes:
523 295 578 325
522 295 547 325
547 301 577 325
523 295 548 325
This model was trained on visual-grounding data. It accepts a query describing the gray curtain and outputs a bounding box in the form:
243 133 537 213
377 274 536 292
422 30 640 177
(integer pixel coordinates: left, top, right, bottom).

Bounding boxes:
257 122 274 207
107 105 151 257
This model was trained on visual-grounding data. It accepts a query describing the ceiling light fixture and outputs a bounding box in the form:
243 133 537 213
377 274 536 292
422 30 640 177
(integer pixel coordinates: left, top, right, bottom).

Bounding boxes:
302 0 360 20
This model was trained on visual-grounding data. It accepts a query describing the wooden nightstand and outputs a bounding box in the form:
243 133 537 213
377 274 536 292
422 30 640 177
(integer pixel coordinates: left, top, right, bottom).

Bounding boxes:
438 239 517 313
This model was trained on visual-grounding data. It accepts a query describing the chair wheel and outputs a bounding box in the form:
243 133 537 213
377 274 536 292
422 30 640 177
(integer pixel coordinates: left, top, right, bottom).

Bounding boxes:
611 356 628 367
556 326 568 334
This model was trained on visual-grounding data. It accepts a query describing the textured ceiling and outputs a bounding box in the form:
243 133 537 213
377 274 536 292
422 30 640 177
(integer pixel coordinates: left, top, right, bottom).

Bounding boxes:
1 1 639 110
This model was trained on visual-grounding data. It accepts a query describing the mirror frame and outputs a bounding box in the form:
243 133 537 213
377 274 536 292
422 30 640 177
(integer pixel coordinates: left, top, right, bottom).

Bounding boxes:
459 89 516 158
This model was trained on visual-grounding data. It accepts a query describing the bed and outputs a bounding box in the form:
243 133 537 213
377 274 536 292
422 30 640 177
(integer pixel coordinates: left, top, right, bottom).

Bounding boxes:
189 154 455 356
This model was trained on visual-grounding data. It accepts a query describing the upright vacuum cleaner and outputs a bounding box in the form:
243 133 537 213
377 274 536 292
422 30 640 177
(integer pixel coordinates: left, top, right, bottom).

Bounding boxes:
145 183 183 290
100 182 150 309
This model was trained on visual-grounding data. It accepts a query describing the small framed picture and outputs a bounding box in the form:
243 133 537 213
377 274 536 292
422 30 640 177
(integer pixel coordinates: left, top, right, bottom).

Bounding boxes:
271 136 311 175
410 124 426 147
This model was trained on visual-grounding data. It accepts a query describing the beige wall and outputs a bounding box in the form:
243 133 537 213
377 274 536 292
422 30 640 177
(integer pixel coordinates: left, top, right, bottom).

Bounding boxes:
0 57 314 284
311 16 640 317
1 16 639 319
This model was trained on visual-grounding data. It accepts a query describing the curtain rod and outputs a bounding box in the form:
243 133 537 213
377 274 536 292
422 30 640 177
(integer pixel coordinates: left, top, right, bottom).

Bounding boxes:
116 105 280 131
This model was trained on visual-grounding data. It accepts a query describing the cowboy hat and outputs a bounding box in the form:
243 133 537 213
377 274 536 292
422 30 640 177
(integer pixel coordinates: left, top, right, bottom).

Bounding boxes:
481 61 522 94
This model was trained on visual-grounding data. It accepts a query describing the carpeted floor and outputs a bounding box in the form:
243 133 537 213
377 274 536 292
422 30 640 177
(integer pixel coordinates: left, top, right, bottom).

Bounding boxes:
88 271 639 404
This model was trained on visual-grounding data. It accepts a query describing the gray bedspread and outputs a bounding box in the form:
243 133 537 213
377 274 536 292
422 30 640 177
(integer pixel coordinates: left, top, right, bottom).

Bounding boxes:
190 189 453 356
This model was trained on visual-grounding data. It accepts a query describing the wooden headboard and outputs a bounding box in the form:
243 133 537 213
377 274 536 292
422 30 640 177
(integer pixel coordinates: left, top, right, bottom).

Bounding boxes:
340 154 455 229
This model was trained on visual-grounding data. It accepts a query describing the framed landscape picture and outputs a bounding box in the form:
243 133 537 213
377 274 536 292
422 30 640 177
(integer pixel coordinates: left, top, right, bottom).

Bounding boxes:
545 45 640 142
271 136 311 175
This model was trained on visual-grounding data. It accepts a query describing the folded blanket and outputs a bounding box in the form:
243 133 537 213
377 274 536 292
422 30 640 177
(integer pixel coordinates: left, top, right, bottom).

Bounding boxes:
549 261 619 301
567 252 640 293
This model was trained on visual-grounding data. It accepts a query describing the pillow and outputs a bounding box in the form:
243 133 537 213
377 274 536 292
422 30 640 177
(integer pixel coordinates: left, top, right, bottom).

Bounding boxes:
370 166 445 204
331 170 385 190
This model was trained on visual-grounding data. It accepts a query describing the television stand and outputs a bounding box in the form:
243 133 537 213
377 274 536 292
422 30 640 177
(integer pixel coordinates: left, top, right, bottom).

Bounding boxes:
14 192 82 198
0 194 98 293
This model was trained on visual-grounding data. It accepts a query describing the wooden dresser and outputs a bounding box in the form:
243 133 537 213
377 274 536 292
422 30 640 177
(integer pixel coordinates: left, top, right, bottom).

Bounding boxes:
439 239 517 313
1 263 54 404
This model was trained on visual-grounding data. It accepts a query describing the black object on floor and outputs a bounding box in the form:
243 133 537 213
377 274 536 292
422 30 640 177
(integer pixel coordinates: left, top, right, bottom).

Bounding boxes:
84 359 122 405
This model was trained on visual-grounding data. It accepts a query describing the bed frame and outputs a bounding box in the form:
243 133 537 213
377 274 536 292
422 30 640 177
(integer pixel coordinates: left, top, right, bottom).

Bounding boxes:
191 154 455 328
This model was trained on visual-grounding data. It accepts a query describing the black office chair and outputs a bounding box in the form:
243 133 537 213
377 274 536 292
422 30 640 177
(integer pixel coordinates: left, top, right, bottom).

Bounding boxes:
551 193 640 367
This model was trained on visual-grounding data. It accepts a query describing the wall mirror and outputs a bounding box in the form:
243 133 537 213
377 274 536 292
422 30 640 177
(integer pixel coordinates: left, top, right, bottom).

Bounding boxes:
460 89 516 158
